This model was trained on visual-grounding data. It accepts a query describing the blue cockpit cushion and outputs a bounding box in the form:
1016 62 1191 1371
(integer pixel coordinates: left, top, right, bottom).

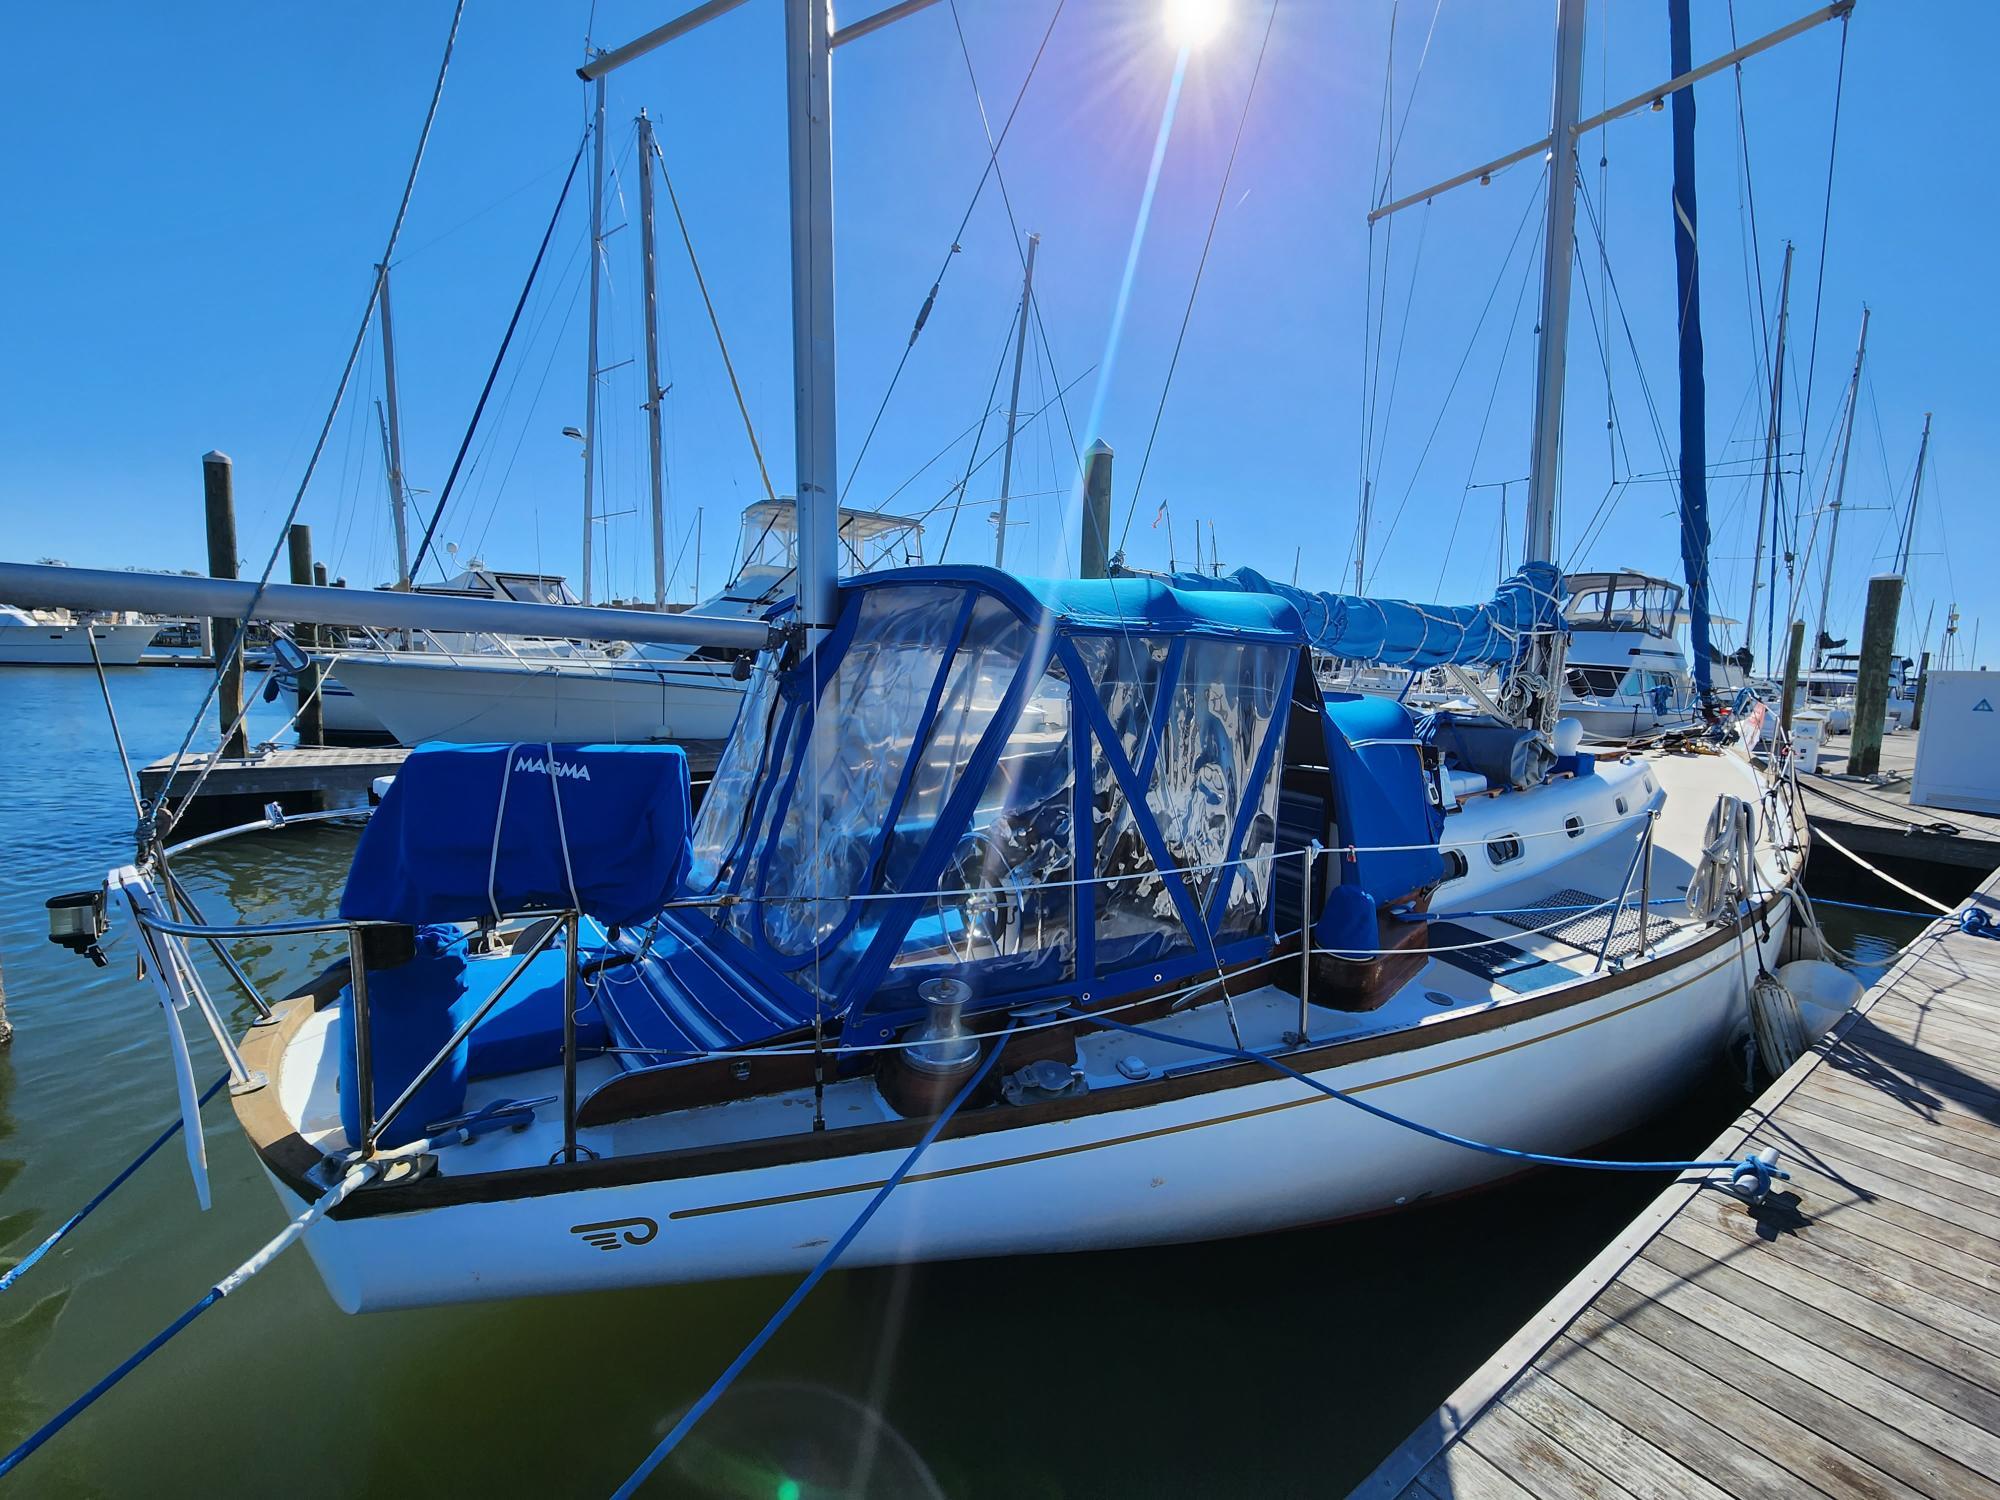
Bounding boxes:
339 743 692 928
336 925 470 1150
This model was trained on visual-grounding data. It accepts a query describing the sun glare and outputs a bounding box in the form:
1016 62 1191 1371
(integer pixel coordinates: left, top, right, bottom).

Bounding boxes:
1163 0 1228 50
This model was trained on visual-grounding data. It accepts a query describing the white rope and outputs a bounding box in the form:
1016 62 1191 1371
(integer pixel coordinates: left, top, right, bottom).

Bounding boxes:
488 744 519 924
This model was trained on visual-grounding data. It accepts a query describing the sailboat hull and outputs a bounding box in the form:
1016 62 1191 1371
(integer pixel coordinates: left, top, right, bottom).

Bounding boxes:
282 908 1779 1312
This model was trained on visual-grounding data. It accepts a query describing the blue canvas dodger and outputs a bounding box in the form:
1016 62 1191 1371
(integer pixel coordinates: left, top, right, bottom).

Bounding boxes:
339 743 693 929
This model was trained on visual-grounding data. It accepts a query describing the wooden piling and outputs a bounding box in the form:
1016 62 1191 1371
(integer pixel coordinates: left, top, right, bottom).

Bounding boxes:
203 451 248 760
1912 648 1931 730
286 524 323 747
1847 572 1904 776
1778 617 1806 732
1080 439 1113 579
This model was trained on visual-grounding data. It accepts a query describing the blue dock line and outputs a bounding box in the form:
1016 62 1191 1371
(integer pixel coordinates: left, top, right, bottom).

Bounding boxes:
610 1023 1016 1500
0 1160 377 1481
1810 895 1943 922
0 1072 230 1295
1071 1009 1786 1201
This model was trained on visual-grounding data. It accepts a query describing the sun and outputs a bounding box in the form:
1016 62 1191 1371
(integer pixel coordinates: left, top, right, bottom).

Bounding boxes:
1163 0 1228 50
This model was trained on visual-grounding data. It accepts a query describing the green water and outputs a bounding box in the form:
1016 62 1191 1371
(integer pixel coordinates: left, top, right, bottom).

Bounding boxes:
0 667 1926 1497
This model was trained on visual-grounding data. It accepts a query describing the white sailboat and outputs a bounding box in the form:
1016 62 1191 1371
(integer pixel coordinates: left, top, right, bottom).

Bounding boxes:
7 0 1854 1317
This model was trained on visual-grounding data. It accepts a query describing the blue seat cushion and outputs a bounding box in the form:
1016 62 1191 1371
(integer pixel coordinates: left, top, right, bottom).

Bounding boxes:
462 946 609 1079
337 927 471 1150
338 933 616 1149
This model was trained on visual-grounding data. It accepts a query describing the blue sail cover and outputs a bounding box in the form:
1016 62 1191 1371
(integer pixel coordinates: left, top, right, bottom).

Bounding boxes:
340 743 691 927
1163 561 1564 669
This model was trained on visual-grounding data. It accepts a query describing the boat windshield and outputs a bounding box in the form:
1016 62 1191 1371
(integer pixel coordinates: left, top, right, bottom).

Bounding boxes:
1563 576 1682 633
683 577 1292 1016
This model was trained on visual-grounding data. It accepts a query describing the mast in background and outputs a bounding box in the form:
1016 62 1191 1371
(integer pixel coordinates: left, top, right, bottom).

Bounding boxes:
1748 242 1794 673
1893 411 1932 575
581 68 607 604
993 231 1040 570
375 263 413 592
1812 306 1870 671
638 108 669 610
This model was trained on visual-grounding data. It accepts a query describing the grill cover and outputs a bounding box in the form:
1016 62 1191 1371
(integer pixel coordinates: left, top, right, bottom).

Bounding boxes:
340 742 692 927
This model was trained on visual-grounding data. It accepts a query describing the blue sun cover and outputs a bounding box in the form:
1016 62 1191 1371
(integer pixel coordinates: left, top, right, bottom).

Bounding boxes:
1164 561 1564 668
340 742 691 927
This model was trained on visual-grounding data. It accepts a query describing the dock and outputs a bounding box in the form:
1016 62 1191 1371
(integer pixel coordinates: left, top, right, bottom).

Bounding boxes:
139 740 725 833
1355 865 2000 1500
1801 728 2000 893
138 745 411 831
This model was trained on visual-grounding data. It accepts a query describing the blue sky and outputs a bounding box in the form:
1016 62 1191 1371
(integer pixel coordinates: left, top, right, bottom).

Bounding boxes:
3 1 1992 668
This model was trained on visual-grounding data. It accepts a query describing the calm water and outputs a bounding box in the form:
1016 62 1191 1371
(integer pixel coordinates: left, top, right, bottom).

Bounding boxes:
0 667 1926 1497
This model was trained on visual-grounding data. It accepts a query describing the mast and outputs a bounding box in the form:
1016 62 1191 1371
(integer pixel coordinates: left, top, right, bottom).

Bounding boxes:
1811 306 1870 671
993 231 1040 570
1354 480 1371 594
638 108 669 610
1747 242 1793 672
1521 0 1588 566
786 0 840 638
1893 411 1932 575
1667 0 1713 699
581 69 607 605
375 263 412 591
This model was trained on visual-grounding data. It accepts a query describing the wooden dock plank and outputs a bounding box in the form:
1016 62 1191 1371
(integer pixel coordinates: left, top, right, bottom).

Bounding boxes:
1360 867 2000 1500
1533 1335 1808 1499
1496 1372 1733 1500
1461 1401 1641 1500
1586 1281 2000 1500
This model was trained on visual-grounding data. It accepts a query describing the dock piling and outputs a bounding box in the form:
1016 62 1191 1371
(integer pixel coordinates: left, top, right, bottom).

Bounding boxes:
202 451 248 760
286 524 323 747
1847 572 1904 776
1779 617 1806 733
1080 439 1113 579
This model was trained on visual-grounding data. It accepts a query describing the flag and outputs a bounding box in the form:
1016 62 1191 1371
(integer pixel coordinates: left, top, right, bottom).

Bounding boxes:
1150 498 1168 529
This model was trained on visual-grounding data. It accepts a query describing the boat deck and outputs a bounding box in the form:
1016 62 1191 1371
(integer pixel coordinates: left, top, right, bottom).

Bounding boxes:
1801 728 2000 884
1354 863 2000 1500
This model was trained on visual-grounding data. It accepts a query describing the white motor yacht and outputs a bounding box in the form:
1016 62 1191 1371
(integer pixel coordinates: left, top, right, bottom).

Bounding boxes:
0 604 157 666
331 500 921 746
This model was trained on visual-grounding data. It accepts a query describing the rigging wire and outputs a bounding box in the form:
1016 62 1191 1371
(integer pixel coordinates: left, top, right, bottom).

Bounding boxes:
943 0 1081 474
1793 11 1850 469
1370 177 1545 578
938 314 1025 558
839 0 1069 504
646 132 779 503
1115 0 1281 557
152 0 467 824
408 133 589 581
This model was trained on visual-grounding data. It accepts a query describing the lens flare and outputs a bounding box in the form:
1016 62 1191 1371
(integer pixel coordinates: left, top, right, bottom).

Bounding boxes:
1163 0 1228 49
